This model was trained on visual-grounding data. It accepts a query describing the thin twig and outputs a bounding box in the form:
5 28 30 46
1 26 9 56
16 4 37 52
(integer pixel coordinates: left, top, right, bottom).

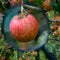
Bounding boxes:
24 4 42 11
24 4 47 16
2 5 8 10
21 0 24 14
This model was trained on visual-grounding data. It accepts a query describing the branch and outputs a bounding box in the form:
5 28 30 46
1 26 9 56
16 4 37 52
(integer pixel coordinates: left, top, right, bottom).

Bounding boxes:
8 0 46 12
24 4 41 10
24 4 46 13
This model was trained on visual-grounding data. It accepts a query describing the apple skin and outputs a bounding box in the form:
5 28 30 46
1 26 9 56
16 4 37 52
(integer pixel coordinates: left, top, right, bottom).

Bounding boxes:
10 14 39 42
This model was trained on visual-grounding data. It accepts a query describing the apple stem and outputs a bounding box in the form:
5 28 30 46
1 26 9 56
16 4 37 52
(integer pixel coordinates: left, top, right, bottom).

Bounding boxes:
21 0 24 15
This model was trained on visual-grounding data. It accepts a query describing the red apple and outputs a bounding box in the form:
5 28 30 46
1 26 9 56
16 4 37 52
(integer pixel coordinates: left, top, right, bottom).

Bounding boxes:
10 14 39 42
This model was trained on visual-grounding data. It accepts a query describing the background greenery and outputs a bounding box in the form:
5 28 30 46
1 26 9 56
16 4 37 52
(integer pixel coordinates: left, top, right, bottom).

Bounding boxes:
0 0 60 60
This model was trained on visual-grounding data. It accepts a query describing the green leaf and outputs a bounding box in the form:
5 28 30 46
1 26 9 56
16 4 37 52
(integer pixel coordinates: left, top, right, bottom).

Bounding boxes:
50 0 57 10
10 50 18 60
45 41 57 55
34 0 43 6
39 50 48 60
47 10 54 20
50 0 60 13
